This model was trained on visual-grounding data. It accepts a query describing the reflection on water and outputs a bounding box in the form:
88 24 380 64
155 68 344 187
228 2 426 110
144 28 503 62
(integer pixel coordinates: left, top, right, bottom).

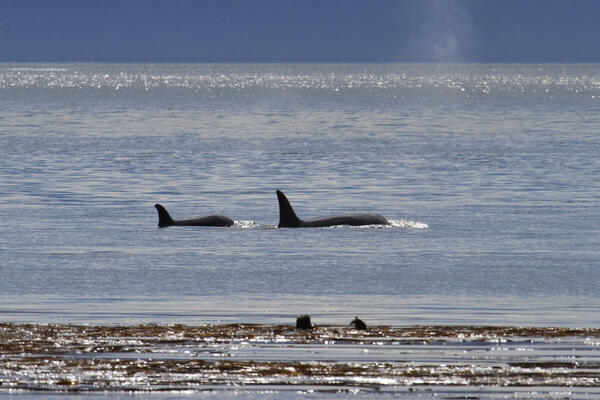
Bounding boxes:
2 322 600 397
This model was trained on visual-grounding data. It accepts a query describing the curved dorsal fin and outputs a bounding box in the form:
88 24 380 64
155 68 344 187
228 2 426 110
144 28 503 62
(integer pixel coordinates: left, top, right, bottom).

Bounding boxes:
276 190 302 228
154 204 175 227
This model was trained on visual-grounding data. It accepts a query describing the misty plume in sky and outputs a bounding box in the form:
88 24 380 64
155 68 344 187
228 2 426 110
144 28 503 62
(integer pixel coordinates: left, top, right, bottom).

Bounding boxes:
407 0 477 62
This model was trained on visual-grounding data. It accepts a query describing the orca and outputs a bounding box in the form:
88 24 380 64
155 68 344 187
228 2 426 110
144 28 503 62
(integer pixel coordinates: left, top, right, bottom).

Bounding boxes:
154 204 234 227
276 190 389 228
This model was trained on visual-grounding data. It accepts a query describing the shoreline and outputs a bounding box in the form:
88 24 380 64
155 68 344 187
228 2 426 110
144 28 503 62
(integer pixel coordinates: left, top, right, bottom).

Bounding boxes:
2 322 600 393
3 321 600 337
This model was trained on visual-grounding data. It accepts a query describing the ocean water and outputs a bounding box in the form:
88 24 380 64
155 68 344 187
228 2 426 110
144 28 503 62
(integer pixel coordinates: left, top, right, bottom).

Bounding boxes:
1 63 599 328
2 63 600 398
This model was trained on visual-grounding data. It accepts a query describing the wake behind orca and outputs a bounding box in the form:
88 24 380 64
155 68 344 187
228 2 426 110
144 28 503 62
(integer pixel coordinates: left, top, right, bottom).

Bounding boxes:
154 204 234 227
276 190 389 228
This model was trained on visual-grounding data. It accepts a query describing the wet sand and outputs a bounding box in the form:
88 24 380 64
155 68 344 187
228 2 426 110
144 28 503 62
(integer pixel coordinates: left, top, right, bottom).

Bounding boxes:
1 322 600 396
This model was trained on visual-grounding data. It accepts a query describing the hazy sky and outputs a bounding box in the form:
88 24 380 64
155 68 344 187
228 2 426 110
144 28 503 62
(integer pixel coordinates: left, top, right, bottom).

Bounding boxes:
1 0 599 63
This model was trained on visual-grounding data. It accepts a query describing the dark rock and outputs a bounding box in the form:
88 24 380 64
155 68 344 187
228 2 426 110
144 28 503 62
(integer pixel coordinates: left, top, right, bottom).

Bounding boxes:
350 317 367 330
296 314 313 329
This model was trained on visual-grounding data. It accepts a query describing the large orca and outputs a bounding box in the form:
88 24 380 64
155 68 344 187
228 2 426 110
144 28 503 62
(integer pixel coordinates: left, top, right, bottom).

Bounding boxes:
154 204 234 227
276 190 389 228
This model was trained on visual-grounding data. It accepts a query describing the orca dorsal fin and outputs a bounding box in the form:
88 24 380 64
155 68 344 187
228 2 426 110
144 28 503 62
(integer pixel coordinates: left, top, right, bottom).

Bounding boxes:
276 190 302 228
154 204 175 227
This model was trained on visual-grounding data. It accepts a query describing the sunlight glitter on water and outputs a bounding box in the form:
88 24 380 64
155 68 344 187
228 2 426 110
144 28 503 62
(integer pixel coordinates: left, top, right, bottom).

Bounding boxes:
2 323 600 396
3 64 600 98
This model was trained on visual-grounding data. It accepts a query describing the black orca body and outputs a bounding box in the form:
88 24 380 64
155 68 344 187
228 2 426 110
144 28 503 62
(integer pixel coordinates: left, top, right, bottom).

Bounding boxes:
276 190 389 228
154 204 234 227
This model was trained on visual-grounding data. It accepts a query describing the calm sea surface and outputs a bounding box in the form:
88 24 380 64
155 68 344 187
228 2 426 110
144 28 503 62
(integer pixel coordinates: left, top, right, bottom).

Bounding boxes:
1 63 599 327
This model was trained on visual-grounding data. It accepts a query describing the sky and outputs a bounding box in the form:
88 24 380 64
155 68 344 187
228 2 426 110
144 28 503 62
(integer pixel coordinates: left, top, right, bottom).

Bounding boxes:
0 0 599 63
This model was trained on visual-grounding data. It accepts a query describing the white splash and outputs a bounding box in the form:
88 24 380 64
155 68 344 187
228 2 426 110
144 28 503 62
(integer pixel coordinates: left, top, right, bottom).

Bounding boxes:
233 220 259 228
329 220 429 229
389 219 428 229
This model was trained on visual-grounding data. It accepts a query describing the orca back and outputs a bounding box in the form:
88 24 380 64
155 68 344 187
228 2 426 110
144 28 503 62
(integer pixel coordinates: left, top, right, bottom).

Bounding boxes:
276 190 389 228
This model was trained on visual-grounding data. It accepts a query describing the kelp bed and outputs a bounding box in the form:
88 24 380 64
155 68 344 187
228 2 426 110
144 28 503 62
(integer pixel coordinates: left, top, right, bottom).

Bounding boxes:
1 323 600 392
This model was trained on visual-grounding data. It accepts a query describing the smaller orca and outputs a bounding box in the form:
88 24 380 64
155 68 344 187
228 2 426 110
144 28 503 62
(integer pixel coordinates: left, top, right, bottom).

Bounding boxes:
276 190 389 228
154 204 234 227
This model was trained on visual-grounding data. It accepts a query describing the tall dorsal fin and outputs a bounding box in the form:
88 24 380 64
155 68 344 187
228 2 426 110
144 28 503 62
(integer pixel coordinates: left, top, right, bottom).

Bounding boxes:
276 190 302 228
154 204 175 227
